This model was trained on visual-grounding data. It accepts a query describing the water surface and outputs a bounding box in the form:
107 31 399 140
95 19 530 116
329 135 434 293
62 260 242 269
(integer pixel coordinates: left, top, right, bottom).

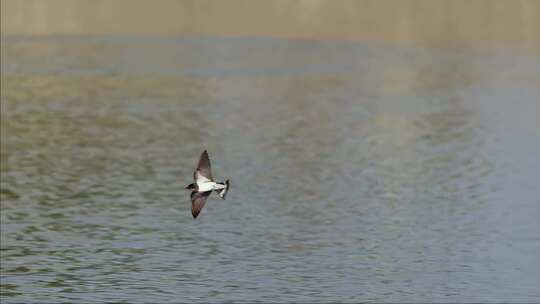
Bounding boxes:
1 36 540 302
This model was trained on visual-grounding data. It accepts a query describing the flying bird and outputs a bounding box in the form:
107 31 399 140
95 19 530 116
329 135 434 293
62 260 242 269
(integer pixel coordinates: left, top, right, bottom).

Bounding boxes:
185 150 230 218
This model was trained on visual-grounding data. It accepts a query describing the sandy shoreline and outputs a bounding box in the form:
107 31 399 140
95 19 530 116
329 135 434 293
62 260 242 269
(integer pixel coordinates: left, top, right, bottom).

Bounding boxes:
2 0 539 53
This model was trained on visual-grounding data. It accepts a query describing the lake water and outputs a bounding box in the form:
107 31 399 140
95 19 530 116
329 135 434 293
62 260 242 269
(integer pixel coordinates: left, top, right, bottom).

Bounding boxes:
1 36 539 302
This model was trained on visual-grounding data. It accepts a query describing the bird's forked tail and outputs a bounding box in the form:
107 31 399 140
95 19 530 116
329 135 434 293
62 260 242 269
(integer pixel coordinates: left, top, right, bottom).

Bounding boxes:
216 179 230 200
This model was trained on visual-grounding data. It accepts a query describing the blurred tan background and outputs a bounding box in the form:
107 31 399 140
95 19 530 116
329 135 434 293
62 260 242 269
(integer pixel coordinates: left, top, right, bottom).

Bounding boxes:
2 0 539 53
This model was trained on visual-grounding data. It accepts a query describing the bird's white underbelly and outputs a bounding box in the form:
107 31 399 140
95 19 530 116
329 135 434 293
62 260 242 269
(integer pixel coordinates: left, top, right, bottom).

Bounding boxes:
197 181 225 192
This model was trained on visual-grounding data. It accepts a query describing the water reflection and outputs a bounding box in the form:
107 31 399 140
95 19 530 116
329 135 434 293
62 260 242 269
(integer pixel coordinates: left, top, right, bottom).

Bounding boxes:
1 36 539 302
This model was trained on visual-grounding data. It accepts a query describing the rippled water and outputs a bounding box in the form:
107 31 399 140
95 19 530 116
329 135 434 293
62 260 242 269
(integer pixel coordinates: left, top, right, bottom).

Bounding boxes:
1 36 540 302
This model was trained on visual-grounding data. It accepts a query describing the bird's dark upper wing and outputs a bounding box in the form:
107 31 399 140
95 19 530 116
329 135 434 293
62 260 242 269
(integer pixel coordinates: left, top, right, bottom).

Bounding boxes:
191 191 211 218
193 150 212 181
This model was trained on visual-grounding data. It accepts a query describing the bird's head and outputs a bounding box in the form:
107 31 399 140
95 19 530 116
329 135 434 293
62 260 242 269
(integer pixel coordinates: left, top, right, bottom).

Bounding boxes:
185 183 197 190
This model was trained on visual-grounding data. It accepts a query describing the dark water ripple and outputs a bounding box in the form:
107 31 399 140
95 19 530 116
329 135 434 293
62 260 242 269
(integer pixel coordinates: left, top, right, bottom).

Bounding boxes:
1 36 540 302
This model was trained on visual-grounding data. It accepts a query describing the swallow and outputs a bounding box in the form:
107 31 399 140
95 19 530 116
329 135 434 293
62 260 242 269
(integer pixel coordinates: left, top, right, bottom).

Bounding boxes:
185 150 230 218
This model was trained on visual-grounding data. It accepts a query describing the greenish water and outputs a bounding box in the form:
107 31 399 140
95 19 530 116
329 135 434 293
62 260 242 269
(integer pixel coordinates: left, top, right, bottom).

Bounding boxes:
1 36 540 302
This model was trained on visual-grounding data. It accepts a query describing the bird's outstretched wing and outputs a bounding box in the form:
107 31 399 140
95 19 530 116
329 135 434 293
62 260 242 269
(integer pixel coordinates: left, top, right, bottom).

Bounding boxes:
193 150 213 182
191 191 211 218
